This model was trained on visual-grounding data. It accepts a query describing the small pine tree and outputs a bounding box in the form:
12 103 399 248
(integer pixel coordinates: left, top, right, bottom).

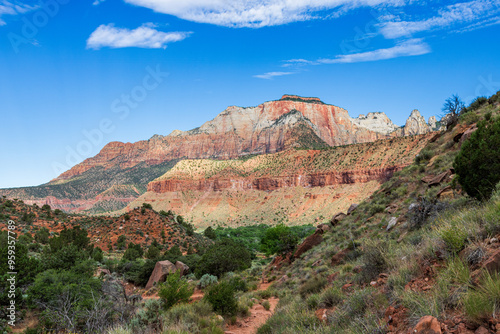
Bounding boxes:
158 270 193 309
203 226 217 240
454 117 500 200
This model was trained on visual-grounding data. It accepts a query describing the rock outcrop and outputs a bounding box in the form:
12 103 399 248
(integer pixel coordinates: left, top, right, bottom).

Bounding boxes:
294 227 324 258
145 260 177 290
414 315 442 334
404 110 431 136
147 167 404 193
352 112 400 135
175 261 190 276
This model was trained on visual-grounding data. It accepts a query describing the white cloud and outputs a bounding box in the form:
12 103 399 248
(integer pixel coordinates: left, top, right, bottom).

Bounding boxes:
86 23 191 50
379 0 500 39
286 39 430 65
93 0 106 5
0 1 38 26
254 71 294 79
123 0 406 28
282 59 316 67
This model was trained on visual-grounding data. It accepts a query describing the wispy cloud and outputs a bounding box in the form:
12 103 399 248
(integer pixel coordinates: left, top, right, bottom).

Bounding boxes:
253 71 294 80
286 39 430 65
123 0 407 28
86 23 191 50
379 0 500 39
0 1 38 26
93 0 106 5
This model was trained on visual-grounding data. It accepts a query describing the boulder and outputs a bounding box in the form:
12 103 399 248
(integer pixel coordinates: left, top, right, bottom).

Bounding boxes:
482 249 500 274
317 223 331 233
294 230 323 258
314 308 333 323
330 212 346 226
385 204 398 214
145 260 177 290
386 217 397 231
459 124 478 147
427 170 453 187
437 186 454 200
421 174 436 184
96 268 111 277
331 248 349 266
175 261 190 276
474 326 489 334
414 315 442 334
347 203 358 215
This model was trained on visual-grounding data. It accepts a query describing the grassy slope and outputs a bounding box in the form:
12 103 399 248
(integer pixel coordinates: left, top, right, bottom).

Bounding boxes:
255 95 500 333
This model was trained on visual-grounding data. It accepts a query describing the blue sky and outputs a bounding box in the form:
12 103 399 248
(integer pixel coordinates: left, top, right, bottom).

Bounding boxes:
1 0 499 188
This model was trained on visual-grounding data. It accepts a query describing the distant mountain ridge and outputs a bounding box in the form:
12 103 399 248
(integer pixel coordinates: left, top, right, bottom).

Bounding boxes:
0 95 441 216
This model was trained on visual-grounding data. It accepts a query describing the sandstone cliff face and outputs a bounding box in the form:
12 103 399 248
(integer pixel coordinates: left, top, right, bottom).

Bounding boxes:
133 133 435 227
55 95 405 181
403 110 431 136
351 112 400 135
2 95 442 217
147 167 403 193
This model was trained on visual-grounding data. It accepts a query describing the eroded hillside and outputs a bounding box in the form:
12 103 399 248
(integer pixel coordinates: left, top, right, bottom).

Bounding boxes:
123 133 435 228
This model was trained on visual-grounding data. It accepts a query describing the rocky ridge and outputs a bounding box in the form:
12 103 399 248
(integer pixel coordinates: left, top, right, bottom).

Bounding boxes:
121 133 434 227
0 95 441 216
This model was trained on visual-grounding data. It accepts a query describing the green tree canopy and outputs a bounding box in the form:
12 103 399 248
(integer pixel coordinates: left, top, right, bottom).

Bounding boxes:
260 223 299 256
195 239 252 278
454 117 500 201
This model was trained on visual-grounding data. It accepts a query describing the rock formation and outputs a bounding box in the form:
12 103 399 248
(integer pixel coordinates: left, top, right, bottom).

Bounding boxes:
53 96 436 182
403 110 431 136
0 95 442 215
145 260 177 290
351 112 400 135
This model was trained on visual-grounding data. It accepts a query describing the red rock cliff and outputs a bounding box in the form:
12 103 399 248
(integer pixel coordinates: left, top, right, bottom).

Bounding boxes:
55 96 397 181
147 166 404 193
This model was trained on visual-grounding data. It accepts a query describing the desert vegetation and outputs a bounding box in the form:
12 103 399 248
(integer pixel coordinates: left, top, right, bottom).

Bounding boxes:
1 91 500 333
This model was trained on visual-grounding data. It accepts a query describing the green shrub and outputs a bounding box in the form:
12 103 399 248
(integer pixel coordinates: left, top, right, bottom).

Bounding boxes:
464 272 500 323
158 270 194 310
130 299 163 332
260 224 299 256
203 226 217 240
92 246 104 262
306 293 321 309
454 117 500 200
228 276 248 292
262 300 271 311
466 96 488 113
439 224 468 254
163 300 224 333
298 276 327 298
205 281 237 316
359 241 387 283
116 235 127 250
199 274 218 289
123 243 143 261
415 148 434 164
319 287 343 308
196 239 252 278
145 245 160 259
35 227 50 244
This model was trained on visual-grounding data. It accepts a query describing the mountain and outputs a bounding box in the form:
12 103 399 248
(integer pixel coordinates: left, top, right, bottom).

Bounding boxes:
123 133 434 227
0 95 440 218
